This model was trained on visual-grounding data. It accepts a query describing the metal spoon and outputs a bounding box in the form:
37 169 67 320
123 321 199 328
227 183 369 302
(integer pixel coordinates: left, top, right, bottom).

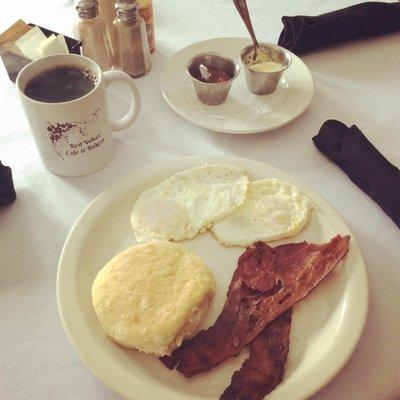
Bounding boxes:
233 0 270 62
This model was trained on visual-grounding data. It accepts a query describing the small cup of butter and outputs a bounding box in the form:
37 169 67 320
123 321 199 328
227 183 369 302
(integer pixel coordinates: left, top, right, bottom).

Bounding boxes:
186 53 240 105
240 43 291 95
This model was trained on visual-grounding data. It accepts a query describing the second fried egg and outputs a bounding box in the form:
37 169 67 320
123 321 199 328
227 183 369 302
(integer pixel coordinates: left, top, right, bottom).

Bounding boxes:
211 178 313 247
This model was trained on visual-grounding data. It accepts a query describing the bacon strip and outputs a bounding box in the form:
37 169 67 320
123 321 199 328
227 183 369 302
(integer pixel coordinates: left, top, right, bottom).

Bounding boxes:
161 235 349 377
220 309 292 400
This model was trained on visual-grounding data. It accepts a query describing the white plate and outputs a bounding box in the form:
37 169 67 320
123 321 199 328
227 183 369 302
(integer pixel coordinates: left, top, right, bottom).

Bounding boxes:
57 155 368 400
160 38 314 134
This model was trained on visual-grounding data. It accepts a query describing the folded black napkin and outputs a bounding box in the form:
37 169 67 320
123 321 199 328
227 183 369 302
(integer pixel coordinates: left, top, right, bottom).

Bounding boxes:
313 120 400 228
278 2 400 55
0 161 16 207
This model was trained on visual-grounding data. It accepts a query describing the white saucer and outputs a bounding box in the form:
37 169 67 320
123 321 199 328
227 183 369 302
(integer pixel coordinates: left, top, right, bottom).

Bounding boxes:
160 37 314 134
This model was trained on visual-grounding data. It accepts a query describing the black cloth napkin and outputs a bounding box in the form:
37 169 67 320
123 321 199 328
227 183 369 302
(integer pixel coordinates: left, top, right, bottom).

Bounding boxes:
313 120 400 228
0 161 16 207
278 2 400 55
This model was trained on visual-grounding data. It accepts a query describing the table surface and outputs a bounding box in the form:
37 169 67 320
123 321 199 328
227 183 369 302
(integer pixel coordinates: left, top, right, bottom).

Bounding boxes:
1 1 400 399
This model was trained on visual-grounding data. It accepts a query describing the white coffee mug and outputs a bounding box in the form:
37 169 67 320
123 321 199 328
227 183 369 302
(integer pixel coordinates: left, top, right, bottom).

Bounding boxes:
16 54 140 177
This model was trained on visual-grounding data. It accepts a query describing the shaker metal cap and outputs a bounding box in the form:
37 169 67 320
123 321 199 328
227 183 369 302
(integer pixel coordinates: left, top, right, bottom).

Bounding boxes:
76 0 99 19
115 0 139 12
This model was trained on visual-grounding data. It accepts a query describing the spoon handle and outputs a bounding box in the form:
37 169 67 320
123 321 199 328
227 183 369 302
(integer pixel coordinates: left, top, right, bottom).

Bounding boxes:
233 0 259 48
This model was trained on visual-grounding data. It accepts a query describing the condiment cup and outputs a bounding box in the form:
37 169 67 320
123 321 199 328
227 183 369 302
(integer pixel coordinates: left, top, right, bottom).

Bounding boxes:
240 43 291 95
186 53 240 105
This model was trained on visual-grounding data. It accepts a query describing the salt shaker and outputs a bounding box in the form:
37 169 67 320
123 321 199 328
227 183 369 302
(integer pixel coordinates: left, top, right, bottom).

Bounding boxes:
98 0 116 40
75 0 113 71
113 0 151 78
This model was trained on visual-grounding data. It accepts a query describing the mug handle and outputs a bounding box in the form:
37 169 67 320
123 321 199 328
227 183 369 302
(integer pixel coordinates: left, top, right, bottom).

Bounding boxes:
102 70 141 132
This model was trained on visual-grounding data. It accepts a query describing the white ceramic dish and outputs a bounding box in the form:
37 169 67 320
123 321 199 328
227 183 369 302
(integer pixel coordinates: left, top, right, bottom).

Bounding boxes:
160 38 314 134
57 155 368 400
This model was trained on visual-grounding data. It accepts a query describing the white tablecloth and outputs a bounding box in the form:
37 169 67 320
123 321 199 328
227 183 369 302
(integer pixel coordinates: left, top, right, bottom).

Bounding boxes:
1 1 400 399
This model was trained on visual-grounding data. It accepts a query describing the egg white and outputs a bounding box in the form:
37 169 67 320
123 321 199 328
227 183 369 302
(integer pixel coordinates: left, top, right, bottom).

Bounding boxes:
131 164 249 242
211 178 313 247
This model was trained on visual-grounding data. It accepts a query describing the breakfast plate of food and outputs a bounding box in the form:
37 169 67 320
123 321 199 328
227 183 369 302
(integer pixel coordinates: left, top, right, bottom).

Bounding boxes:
160 37 314 134
57 155 368 400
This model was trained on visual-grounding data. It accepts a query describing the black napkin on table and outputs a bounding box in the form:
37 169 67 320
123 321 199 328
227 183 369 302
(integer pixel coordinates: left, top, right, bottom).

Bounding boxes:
0 161 16 207
313 120 400 228
278 2 400 55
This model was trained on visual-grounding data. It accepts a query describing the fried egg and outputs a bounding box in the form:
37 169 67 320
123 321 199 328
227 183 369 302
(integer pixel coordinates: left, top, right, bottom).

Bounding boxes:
211 178 313 247
131 164 249 242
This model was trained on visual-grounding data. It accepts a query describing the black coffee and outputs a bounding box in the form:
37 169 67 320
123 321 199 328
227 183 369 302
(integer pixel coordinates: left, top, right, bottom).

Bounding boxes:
24 66 96 103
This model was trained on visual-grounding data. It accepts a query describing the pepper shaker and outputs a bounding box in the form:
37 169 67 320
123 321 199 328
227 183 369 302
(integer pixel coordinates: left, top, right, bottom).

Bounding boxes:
113 0 151 78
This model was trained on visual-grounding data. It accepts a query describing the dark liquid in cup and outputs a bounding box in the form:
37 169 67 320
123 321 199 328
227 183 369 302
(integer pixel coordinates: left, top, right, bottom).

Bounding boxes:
24 66 96 103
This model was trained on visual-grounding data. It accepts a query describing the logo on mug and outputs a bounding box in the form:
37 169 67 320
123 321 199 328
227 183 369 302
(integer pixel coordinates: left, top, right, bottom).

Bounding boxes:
45 107 104 159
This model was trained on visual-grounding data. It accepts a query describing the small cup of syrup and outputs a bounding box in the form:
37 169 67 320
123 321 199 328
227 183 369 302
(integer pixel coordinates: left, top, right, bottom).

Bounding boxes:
186 53 240 105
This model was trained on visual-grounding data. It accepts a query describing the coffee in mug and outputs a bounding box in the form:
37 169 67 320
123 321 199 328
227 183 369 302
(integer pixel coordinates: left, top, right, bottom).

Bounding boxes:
24 66 96 103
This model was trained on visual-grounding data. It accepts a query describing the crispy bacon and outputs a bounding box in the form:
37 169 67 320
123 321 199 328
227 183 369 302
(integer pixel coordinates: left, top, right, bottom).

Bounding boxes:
161 235 349 377
220 309 292 400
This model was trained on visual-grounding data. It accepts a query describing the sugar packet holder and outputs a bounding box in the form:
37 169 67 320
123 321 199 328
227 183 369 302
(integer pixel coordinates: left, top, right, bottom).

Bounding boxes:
0 21 82 82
